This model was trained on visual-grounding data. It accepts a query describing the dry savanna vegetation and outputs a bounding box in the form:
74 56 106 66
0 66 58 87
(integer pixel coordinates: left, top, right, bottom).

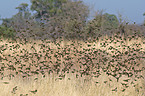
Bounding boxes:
0 33 145 96
1 0 145 96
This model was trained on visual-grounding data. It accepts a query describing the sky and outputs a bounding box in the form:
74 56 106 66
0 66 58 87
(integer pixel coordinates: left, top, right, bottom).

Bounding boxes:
0 0 145 24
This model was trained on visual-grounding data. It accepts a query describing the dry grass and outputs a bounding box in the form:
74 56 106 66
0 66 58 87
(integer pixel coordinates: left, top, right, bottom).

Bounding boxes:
0 71 145 96
0 34 145 96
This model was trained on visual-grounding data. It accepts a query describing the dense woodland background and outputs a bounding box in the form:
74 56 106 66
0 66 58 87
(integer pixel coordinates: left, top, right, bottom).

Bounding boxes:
0 0 145 42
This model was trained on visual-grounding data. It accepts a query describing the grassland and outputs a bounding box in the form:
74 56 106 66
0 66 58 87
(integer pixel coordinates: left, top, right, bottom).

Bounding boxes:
0 33 145 96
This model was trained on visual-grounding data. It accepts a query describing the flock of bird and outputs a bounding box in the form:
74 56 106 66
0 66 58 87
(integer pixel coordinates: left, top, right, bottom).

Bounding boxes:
0 34 145 94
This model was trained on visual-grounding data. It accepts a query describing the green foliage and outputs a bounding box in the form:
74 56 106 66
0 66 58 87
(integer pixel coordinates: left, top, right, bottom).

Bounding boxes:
84 11 119 37
1 3 32 31
143 13 145 16
40 0 89 40
57 0 89 38
103 13 119 29
0 0 90 41
0 25 16 39
0 3 31 40
16 3 29 12
15 3 31 19
1 18 13 28
30 0 68 18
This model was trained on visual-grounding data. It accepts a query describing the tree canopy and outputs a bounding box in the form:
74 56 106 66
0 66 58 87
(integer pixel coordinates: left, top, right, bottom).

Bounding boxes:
30 0 68 18
85 11 119 38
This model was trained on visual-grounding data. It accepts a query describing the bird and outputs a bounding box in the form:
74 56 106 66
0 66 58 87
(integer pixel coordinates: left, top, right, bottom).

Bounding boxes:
0 56 3 61
30 90 37 94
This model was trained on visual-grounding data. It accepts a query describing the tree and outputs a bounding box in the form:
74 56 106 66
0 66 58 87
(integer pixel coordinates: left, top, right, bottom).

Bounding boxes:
0 3 33 41
42 0 89 40
1 0 90 41
103 13 119 29
15 3 31 19
85 11 119 38
2 3 31 29
30 0 68 19
0 25 16 39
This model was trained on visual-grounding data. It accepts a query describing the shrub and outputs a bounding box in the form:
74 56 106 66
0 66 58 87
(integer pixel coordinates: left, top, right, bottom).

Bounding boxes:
0 25 16 39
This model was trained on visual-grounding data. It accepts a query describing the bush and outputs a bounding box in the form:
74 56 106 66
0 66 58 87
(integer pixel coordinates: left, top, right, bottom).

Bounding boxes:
0 25 16 39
